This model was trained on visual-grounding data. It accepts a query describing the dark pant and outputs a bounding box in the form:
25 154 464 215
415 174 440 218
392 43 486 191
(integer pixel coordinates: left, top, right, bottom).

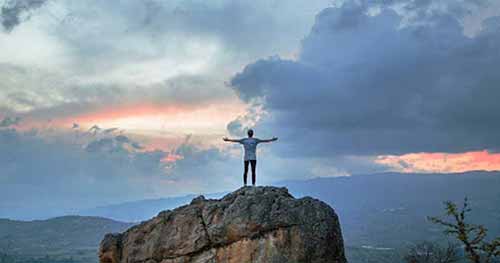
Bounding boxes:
244 160 257 185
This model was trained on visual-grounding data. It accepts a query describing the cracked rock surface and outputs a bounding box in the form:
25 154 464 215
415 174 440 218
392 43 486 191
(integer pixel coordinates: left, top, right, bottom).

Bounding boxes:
99 186 347 263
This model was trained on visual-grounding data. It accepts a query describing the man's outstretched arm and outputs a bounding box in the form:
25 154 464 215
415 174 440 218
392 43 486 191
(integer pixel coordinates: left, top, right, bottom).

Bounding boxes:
222 137 242 143
259 137 278 143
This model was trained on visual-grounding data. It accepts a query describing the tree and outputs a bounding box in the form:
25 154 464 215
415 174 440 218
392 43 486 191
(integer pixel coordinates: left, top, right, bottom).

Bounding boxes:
428 197 500 263
404 241 460 263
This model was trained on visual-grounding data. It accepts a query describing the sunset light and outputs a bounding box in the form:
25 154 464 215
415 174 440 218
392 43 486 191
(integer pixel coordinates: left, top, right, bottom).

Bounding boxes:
2 1 500 261
55 101 246 135
376 150 500 173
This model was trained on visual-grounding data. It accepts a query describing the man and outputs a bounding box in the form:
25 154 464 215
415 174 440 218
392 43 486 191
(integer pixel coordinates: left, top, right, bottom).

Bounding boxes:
223 129 278 186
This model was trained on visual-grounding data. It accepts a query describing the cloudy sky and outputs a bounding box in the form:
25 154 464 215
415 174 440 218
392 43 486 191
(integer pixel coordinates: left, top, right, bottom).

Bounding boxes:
1 0 500 219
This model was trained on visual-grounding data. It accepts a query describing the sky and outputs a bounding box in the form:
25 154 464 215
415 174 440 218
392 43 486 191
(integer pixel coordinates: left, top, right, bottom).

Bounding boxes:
1 0 500 219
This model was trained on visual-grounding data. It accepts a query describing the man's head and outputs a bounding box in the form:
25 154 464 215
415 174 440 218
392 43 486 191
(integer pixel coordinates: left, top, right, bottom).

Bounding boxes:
247 129 254 137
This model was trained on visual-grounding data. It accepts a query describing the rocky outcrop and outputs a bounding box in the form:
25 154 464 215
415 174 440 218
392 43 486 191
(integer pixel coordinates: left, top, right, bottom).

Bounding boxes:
99 186 346 263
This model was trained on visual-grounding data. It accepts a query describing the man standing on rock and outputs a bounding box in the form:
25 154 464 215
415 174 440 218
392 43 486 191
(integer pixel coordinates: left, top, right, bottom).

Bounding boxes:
223 129 278 186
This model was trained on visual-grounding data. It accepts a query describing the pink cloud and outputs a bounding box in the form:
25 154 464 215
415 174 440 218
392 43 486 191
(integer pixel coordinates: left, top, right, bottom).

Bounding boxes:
376 150 500 173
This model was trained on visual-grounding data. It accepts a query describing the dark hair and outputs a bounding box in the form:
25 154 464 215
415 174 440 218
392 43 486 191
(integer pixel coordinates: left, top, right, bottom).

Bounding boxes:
247 129 254 137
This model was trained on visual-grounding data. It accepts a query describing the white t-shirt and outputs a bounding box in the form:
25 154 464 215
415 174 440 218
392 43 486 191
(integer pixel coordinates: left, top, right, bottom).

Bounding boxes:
238 137 262 161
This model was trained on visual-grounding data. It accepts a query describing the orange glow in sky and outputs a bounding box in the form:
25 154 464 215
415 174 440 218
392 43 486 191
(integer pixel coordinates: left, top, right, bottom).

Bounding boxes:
162 153 184 163
13 104 500 174
376 150 500 173
51 101 246 136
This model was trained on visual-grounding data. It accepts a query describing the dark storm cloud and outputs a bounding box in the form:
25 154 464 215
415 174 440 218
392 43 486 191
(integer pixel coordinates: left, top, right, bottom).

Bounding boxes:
230 2 500 157
1 0 47 32
0 128 167 219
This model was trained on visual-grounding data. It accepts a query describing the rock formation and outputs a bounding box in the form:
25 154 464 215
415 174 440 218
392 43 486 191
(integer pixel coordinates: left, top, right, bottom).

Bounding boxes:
99 186 347 263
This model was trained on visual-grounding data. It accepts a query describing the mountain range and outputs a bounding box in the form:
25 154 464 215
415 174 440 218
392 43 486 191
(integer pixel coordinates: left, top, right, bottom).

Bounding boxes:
1 171 499 262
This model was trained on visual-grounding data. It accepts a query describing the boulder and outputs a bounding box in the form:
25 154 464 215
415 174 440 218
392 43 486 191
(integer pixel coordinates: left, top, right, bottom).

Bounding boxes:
99 186 346 263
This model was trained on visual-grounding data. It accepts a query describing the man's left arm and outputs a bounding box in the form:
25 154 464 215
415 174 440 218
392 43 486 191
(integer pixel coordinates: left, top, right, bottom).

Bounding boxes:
258 137 278 143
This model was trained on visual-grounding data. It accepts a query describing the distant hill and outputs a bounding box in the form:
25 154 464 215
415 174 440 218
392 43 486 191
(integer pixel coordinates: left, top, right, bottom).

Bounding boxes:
277 171 500 248
82 171 500 249
79 192 226 222
0 216 132 262
1 171 499 262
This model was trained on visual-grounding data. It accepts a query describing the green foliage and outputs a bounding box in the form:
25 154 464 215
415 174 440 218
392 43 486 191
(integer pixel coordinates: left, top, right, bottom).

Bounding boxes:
428 198 500 263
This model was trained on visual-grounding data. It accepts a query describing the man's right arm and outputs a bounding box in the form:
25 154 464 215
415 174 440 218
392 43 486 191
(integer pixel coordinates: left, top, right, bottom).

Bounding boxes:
223 137 242 143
